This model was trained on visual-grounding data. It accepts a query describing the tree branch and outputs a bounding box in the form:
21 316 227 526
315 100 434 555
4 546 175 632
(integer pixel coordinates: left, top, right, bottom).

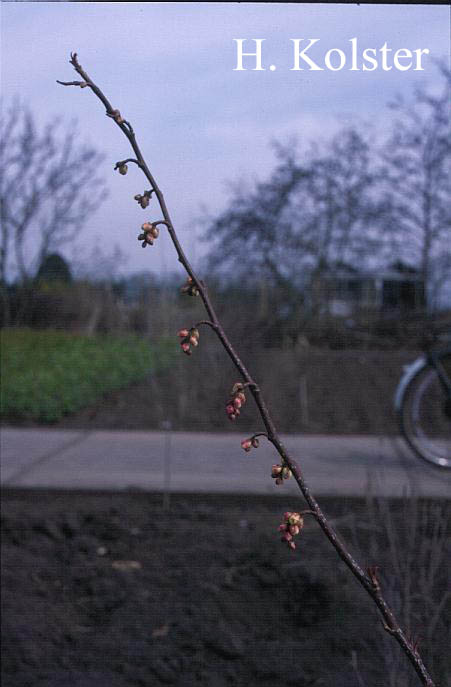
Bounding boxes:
58 53 436 687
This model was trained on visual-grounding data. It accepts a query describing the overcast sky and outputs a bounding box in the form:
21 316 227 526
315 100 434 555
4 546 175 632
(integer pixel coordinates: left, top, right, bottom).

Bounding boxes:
2 2 449 279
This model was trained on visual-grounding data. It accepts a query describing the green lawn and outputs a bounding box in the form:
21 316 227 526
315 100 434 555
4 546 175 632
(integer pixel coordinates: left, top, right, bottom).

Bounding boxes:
1 329 175 423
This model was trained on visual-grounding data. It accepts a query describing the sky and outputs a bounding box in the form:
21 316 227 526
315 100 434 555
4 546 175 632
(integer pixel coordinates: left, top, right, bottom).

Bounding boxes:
1 2 450 280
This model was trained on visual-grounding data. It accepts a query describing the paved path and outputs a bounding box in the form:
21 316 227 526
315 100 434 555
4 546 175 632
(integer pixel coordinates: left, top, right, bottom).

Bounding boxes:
1 428 450 497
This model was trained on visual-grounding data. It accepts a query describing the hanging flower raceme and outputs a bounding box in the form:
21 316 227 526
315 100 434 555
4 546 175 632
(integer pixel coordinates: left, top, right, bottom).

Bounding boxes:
178 327 200 355
278 511 304 550
240 436 259 452
271 463 292 485
138 222 160 247
134 190 152 209
225 382 247 421
180 276 200 297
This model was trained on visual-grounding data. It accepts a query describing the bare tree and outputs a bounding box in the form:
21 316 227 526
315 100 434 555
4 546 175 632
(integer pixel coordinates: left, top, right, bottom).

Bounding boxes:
203 141 309 290
0 100 107 323
203 128 383 330
381 66 451 307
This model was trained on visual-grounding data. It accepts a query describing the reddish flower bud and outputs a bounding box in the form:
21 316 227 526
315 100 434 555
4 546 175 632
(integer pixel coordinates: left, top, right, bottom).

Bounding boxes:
189 336 199 346
150 226 159 239
190 328 200 340
142 222 153 232
241 439 252 452
178 329 189 338
278 511 302 549
181 342 191 354
226 404 235 415
236 392 246 404
233 397 242 409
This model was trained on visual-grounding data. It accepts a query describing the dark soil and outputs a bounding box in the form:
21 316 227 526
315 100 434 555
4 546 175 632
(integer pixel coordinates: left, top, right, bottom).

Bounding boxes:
47 349 417 434
2 491 449 687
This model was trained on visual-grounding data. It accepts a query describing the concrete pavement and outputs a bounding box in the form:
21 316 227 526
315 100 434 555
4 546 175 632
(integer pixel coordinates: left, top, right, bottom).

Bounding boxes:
1 427 450 497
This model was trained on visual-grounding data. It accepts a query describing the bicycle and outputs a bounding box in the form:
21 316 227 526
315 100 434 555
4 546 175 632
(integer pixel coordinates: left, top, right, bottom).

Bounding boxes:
394 334 451 468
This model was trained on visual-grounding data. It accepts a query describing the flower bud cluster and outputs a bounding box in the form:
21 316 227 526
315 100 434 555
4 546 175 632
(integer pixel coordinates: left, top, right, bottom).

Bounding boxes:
278 511 304 550
225 382 246 421
138 222 159 247
134 191 152 209
271 463 292 485
177 327 200 355
180 276 200 297
240 436 259 452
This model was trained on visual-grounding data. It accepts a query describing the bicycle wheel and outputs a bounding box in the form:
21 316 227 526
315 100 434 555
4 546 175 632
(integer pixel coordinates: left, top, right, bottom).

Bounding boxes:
401 352 451 468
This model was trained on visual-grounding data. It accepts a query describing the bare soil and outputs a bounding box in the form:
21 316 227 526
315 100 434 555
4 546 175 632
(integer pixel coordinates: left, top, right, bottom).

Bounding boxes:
2 491 449 687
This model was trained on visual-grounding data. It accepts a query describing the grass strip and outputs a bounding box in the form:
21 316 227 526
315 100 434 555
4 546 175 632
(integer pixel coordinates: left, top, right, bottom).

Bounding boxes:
1 328 175 422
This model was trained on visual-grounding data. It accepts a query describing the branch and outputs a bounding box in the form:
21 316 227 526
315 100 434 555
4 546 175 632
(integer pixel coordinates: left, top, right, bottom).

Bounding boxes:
58 53 436 687
114 158 141 170
194 319 217 332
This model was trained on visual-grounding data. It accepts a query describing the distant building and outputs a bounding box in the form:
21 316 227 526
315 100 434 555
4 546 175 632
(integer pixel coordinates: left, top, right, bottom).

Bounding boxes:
312 262 426 317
